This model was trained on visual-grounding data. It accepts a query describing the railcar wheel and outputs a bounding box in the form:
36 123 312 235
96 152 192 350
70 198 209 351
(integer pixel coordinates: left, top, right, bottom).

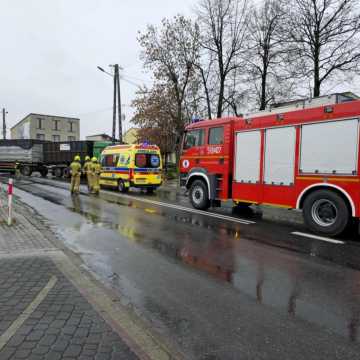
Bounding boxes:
21 165 32 177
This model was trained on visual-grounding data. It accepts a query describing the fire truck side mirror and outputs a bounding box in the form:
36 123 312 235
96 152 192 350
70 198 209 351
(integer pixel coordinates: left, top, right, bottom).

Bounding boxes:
176 135 181 145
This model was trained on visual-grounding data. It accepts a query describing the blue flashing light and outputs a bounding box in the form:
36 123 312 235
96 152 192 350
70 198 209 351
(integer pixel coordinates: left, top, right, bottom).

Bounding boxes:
191 117 203 124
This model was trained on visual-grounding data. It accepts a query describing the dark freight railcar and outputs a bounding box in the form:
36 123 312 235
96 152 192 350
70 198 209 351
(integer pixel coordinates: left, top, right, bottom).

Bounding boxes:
0 140 111 178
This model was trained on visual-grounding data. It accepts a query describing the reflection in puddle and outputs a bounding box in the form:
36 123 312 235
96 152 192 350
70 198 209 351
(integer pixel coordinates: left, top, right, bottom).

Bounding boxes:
13 182 360 344
64 196 360 344
79 213 360 343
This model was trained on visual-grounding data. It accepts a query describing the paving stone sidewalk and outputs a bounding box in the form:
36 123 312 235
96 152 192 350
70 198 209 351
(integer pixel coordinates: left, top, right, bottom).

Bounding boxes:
0 193 139 360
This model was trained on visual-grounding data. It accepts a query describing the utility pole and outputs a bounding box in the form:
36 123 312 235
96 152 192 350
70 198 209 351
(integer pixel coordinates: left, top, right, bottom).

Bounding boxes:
2 108 7 140
97 64 123 144
112 67 117 143
115 65 123 144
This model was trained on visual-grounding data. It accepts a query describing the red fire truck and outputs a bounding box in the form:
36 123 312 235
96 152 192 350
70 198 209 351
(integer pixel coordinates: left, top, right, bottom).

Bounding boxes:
180 93 360 236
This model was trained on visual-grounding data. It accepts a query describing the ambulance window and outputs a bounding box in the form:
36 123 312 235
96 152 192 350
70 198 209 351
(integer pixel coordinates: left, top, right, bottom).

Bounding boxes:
135 154 147 168
183 129 204 149
119 154 130 166
114 155 119 166
209 127 224 145
103 155 116 167
135 153 160 168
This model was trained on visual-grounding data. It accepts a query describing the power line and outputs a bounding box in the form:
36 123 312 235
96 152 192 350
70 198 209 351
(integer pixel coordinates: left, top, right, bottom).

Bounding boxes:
122 73 150 83
121 76 143 89
75 103 135 117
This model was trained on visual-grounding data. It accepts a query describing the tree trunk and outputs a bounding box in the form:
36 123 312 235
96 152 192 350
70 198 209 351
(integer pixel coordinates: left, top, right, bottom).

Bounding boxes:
313 79 320 98
313 43 321 97
175 131 183 170
199 67 212 119
260 70 267 110
164 153 168 173
217 78 225 118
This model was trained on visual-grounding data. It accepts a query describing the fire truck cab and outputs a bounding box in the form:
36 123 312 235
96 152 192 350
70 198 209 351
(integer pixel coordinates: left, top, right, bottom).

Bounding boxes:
180 93 360 237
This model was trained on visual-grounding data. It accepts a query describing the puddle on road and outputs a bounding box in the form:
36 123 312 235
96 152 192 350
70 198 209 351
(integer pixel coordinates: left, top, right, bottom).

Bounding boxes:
12 182 360 345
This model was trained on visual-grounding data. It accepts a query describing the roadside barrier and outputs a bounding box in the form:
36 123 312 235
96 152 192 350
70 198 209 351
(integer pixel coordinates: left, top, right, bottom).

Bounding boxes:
7 178 13 226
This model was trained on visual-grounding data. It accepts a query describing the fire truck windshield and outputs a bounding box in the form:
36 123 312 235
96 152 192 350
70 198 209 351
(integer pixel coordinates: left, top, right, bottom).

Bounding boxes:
183 129 204 150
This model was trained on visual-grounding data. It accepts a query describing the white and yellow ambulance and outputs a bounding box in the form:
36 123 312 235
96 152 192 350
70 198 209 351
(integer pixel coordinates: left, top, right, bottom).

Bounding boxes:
99 144 162 193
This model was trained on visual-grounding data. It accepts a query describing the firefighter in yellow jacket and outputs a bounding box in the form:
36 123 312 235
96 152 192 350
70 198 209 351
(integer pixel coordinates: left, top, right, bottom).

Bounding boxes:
70 155 82 194
90 157 101 195
83 155 92 192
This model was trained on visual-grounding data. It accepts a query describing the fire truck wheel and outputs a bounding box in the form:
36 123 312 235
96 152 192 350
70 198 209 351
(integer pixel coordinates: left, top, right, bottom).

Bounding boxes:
118 179 128 193
303 190 350 236
189 180 210 210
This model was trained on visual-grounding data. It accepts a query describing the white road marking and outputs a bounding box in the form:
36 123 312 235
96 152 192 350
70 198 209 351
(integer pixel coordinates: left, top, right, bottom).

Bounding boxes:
20 177 255 225
0 276 58 351
291 231 345 244
118 194 255 225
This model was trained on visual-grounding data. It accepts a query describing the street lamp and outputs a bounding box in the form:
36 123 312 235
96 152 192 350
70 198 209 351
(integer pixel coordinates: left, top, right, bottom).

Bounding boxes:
97 66 113 77
97 64 123 143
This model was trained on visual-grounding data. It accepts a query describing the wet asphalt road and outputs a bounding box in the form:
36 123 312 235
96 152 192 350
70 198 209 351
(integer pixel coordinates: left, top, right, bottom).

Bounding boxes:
4 175 360 359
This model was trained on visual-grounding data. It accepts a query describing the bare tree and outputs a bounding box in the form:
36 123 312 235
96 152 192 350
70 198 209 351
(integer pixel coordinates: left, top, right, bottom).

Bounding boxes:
192 54 216 119
138 15 200 136
246 0 293 110
285 0 360 97
183 74 209 122
132 83 178 159
196 0 250 118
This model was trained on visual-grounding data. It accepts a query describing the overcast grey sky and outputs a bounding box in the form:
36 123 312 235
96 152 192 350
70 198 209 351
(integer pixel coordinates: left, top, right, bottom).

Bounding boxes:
0 0 194 139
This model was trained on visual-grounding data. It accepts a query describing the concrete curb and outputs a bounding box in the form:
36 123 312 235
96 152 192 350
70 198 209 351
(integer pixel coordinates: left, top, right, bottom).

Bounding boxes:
51 251 183 360
0 182 184 360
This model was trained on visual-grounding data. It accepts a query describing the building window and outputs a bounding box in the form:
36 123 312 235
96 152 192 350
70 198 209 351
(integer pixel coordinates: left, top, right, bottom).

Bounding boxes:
53 120 60 131
36 134 45 140
37 118 43 129
208 127 224 145
68 136 76 141
69 121 74 132
52 135 60 142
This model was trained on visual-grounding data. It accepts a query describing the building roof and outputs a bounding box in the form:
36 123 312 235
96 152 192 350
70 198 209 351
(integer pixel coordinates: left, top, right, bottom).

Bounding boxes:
11 113 80 130
86 133 112 138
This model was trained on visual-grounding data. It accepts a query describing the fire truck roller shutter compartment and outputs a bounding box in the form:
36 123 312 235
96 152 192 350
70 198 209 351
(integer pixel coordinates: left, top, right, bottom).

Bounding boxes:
300 119 359 175
264 126 296 185
234 130 261 183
